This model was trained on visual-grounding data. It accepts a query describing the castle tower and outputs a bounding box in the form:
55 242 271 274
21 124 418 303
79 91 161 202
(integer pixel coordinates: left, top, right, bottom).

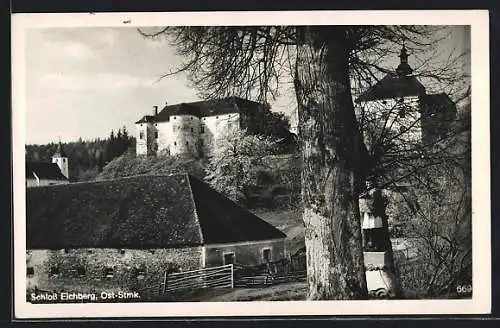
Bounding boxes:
52 141 69 179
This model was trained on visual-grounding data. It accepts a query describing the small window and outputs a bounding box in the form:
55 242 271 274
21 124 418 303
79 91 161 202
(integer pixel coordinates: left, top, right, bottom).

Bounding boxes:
173 141 176 146
104 267 114 278
203 117 206 121
76 266 85 277
190 128 194 132
154 131 159 139
27 267 34 277
136 267 146 279
119 249 125 255
262 248 271 262
62 158 66 163
216 116 219 119
139 132 144 140
173 116 176 120
398 107 406 118
223 252 235 265
50 266 60 276
87 249 94 254
201 127 205 133
186 141 189 145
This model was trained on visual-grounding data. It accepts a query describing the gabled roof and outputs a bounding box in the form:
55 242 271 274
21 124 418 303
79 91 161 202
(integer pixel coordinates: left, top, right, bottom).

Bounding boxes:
136 97 267 124
26 162 68 181
26 174 286 249
355 73 426 103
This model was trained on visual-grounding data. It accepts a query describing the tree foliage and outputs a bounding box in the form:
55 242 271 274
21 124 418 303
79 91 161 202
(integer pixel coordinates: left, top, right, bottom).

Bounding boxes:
98 151 205 181
205 129 281 205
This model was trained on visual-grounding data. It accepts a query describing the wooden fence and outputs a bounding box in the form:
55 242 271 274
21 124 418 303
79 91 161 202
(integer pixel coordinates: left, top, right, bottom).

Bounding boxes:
163 264 234 294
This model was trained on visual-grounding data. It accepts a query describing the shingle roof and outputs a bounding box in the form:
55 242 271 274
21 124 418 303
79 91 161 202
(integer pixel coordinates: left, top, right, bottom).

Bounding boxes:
26 174 286 249
355 73 426 103
26 162 68 181
137 97 266 123
188 176 287 244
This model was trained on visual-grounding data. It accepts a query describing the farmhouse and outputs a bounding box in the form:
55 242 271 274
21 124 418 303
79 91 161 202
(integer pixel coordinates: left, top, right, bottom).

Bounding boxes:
135 96 292 157
26 142 69 187
26 174 287 293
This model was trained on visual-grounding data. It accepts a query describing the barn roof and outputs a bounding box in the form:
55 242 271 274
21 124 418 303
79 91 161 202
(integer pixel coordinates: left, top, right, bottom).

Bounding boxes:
136 97 266 124
26 162 68 181
26 174 286 250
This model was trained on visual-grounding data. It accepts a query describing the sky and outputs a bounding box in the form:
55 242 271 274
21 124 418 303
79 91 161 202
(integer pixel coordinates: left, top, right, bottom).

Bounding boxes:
24 26 470 145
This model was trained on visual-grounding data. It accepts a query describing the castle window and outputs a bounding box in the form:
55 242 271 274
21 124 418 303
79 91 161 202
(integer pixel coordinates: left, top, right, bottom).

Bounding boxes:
173 141 177 146
49 266 60 277
27 267 34 277
201 127 205 133
190 128 194 133
139 132 144 140
104 267 114 278
63 158 66 163
186 141 189 145
119 249 125 255
155 131 159 139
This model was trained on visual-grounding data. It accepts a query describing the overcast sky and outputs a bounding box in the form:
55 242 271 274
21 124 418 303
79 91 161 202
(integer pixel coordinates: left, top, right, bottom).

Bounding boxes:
24 26 469 145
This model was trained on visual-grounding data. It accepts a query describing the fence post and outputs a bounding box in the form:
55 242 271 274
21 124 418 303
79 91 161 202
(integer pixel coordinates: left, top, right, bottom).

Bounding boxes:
162 271 167 295
230 264 234 289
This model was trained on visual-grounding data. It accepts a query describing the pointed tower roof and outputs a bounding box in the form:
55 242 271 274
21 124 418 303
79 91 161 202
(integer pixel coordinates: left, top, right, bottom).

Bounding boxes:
355 44 425 103
53 141 67 158
395 44 413 77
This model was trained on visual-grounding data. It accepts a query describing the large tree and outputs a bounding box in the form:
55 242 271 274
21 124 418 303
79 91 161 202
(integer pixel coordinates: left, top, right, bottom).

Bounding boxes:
139 25 469 300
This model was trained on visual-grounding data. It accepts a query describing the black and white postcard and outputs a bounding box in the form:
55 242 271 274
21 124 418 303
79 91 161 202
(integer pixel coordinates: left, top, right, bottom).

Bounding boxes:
12 10 490 318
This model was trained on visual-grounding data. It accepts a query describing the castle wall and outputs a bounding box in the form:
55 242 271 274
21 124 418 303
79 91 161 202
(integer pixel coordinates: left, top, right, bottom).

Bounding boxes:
201 113 240 154
135 123 157 156
169 115 201 157
155 121 172 155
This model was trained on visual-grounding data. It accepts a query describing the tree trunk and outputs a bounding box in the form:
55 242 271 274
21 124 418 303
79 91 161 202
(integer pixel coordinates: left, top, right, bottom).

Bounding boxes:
294 26 368 300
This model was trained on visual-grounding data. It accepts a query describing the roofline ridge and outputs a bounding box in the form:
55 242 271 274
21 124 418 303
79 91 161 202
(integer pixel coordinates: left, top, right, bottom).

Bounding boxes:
29 173 188 189
186 175 204 245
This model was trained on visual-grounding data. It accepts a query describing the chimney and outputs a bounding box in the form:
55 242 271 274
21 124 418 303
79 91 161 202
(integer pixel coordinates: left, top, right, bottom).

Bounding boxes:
153 105 158 116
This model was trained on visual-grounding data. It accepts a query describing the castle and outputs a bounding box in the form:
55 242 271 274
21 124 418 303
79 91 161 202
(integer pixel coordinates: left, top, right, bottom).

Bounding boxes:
134 97 290 158
355 45 457 149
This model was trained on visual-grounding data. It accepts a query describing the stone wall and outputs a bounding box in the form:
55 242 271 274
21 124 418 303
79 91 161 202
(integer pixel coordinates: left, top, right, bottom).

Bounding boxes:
26 247 203 294
204 239 287 268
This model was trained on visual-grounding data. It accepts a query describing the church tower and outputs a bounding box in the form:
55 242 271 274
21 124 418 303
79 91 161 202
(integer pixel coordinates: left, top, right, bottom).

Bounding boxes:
52 141 69 179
